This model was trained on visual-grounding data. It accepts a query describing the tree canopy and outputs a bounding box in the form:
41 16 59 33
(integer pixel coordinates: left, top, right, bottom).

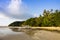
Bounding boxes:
23 9 60 27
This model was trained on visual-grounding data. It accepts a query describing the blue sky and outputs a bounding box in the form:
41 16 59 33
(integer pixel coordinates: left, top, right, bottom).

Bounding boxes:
0 0 60 26
23 0 60 15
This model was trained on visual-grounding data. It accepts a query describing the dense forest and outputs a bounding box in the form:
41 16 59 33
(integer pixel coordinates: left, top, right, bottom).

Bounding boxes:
8 21 25 26
9 9 60 27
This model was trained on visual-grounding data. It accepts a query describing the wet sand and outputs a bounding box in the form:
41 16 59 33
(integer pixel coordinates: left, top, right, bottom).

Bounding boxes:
0 28 60 40
0 28 33 40
0 32 33 40
32 30 60 40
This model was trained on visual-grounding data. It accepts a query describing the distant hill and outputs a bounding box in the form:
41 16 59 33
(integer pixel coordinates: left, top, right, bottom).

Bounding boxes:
8 21 25 26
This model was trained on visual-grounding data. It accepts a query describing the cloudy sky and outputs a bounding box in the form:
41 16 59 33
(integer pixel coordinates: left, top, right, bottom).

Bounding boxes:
0 0 60 26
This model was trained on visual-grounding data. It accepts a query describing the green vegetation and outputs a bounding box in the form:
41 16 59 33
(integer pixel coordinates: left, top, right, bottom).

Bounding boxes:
9 21 25 26
9 9 60 27
23 9 60 27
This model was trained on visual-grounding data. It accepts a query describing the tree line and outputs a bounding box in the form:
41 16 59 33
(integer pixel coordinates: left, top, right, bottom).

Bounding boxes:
23 9 60 27
9 9 60 27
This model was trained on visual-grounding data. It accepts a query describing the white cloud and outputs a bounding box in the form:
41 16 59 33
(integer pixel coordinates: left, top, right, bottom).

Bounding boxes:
7 0 20 15
7 0 29 15
0 12 9 19
0 12 12 26
5 0 33 20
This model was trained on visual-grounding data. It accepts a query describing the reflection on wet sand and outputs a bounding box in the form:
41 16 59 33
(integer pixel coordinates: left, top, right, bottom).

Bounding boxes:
0 28 60 40
0 28 33 40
